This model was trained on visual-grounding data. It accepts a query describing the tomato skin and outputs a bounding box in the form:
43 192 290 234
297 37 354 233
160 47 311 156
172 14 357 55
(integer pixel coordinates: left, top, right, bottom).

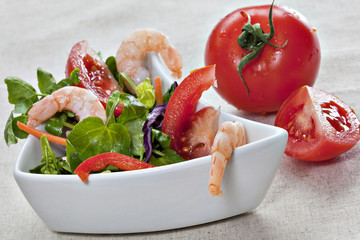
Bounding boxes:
162 65 216 153
205 4 321 113
65 41 123 116
275 86 360 161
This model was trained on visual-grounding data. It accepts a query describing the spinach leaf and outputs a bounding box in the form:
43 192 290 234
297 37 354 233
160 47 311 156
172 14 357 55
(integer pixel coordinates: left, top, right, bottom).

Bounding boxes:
117 93 148 125
66 117 131 171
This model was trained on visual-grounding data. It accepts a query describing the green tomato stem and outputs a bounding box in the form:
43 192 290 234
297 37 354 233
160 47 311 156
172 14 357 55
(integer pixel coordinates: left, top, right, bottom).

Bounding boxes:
237 0 287 96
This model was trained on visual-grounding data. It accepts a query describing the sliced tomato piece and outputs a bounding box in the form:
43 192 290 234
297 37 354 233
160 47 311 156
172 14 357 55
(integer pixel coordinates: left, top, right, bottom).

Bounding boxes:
179 106 220 160
65 40 123 116
162 65 216 155
275 85 360 161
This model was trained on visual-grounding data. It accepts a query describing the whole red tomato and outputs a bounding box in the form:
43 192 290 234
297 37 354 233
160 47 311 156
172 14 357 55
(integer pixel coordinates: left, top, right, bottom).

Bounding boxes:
205 3 321 113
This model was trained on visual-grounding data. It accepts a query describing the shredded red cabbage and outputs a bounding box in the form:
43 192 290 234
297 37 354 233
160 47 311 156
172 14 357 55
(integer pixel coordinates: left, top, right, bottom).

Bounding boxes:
142 103 168 162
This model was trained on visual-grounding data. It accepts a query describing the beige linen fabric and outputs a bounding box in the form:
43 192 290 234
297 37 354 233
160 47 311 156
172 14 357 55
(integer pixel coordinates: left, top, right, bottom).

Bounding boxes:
1 0 359 239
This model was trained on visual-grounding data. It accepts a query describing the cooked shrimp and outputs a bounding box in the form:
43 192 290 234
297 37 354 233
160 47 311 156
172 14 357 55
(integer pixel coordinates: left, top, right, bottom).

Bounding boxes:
208 121 246 197
27 86 106 128
115 29 183 86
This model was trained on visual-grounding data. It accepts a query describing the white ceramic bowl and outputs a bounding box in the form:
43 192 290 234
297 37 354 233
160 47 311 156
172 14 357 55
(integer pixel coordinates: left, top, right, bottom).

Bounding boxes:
13 53 288 234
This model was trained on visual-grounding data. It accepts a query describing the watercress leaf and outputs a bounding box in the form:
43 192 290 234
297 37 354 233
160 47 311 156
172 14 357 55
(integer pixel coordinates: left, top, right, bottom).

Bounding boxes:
58 157 71 173
4 112 18 146
105 91 121 126
54 78 73 91
45 112 68 136
163 81 178 103
151 128 171 150
67 150 82 173
40 135 62 174
119 72 136 94
117 93 147 125
37 67 56 94
12 115 29 139
69 68 80 85
135 79 155 109
105 56 119 81
148 149 185 166
125 118 145 159
66 117 131 170
29 163 45 173
13 97 33 114
4 76 38 105
97 51 103 61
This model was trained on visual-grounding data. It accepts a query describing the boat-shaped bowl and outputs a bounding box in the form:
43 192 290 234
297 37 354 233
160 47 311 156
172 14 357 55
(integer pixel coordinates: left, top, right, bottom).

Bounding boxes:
13 53 288 234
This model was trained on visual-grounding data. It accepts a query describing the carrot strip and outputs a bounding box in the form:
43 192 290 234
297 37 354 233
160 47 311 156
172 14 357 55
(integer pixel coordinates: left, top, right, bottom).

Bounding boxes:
154 76 163 105
74 152 155 182
17 121 67 146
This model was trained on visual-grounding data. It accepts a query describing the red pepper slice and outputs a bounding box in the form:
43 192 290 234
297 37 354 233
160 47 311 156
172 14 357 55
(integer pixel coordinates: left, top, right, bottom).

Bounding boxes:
162 65 216 153
74 152 155 182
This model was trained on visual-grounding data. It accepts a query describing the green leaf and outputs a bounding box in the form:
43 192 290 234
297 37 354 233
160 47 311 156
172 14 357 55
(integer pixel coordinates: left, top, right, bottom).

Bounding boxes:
117 93 147 125
151 128 171 149
125 118 145 159
105 56 119 81
148 149 185 166
12 115 29 139
13 97 33 114
45 112 68 136
69 68 80 85
37 67 56 94
4 112 18 146
4 76 38 105
119 72 136 94
105 91 121 126
39 135 71 174
163 82 177 103
135 79 155 109
54 78 73 90
66 117 131 170
97 51 103 61
67 151 82 173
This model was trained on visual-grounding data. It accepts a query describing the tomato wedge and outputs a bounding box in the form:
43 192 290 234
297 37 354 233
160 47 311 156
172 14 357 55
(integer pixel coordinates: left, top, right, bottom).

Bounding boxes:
275 86 360 161
162 65 216 155
65 40 123 116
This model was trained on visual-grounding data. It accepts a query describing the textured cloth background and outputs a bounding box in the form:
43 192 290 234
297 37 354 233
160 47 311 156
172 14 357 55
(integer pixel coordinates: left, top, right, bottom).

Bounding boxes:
1 0 360 239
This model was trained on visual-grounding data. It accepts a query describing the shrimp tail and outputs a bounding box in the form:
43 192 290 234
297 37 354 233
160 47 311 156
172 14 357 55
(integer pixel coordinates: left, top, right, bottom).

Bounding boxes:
208 121 246 197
